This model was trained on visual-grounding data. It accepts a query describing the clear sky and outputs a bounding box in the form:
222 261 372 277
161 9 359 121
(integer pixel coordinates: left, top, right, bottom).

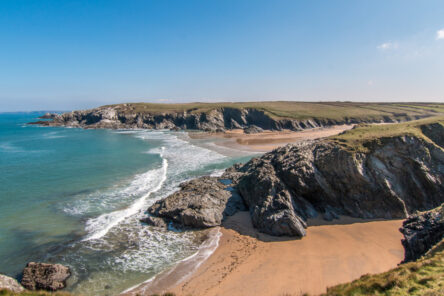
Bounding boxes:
1 0 443 111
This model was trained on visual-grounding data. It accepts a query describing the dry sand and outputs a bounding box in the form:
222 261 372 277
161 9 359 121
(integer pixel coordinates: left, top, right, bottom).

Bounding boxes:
127 212 404 296
188 125 354 152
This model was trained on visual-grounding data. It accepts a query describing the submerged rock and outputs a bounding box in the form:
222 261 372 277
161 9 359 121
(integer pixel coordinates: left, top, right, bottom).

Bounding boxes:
400 204 444 263
21 262 71 291
0 274 25 293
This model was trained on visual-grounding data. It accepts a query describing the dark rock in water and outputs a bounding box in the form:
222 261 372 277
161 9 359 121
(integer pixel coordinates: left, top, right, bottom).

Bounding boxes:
140 216 168 228
27 120 50 125
243 125 264 134
400 204 444 263
21 262 70 291
147 176 246 228
0 274 25 293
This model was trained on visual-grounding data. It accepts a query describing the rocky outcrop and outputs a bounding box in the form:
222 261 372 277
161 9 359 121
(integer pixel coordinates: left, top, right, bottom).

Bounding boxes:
0 274 25 293
28 104 428 132
40 112 59 119
400 204 444 263
243 125 264 134
21 262 70 291
148 176 246 228
236 136 444 236
146 134 444 237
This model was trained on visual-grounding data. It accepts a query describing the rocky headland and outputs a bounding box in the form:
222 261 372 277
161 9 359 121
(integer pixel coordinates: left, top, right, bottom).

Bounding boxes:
145 118 444 237
28 102 438 132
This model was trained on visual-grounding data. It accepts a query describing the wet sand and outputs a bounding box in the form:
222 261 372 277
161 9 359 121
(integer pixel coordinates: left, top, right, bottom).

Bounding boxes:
188 125 354 152
126 212 404 296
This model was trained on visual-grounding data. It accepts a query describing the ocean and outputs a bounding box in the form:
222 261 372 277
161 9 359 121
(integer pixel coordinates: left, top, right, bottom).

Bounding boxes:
0 112 254 295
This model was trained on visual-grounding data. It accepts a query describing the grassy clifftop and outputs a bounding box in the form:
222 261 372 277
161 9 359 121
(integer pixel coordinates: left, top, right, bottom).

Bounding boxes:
330 115 444 152
103 101 443 121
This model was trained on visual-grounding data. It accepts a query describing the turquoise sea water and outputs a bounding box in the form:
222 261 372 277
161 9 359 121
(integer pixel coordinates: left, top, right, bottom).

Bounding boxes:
0 112 253 295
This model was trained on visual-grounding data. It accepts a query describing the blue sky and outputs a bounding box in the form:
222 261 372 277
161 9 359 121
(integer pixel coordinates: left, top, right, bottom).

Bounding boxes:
1 0 443 111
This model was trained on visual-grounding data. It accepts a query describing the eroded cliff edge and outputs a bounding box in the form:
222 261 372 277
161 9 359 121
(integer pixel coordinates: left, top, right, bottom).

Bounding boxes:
145 118 444 237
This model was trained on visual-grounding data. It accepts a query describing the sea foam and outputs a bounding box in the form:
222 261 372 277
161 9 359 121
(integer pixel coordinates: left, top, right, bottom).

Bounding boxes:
83 148 168 241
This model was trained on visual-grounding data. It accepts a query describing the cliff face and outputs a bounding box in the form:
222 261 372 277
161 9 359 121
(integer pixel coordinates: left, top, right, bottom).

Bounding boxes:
29 105 426 131
236 135 444 236
147 131 444 237
400 204 444 263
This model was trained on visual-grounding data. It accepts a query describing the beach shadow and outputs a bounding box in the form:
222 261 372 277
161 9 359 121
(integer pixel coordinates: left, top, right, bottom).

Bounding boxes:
221 211 302 242
222 210 403 243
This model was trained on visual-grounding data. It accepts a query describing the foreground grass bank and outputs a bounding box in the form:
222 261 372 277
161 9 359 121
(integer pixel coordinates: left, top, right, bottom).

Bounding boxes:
322 239 444 296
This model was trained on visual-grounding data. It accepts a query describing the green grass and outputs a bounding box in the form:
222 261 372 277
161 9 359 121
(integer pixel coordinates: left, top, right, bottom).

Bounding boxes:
329 115 444 152
322 239 444 296
102 101 444 121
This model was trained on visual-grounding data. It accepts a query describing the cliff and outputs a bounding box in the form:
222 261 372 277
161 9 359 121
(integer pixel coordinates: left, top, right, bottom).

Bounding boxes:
28 102 441 131
146 118 444 237
400 204 444 263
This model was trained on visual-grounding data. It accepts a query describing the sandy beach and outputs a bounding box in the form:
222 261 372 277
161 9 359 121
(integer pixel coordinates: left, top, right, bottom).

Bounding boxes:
188 125 354 152
126 212 404 296
123 125 406 296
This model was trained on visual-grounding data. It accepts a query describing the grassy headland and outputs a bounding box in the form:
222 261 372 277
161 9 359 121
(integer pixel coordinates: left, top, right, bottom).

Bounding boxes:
104 101 443 121
330 115 444 152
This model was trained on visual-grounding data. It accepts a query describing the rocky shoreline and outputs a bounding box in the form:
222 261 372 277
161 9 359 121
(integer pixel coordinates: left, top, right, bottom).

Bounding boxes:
28 104 431 132
145 122 444 237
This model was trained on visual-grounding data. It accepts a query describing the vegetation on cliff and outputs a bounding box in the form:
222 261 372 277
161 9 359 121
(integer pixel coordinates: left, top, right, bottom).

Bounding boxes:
105 101 443 121
331 115 444 152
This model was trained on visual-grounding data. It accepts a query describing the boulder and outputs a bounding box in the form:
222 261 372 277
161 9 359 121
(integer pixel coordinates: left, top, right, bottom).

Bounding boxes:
0 274 25 293
21 262 70 291
147 176 246 228
243 125 264 134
